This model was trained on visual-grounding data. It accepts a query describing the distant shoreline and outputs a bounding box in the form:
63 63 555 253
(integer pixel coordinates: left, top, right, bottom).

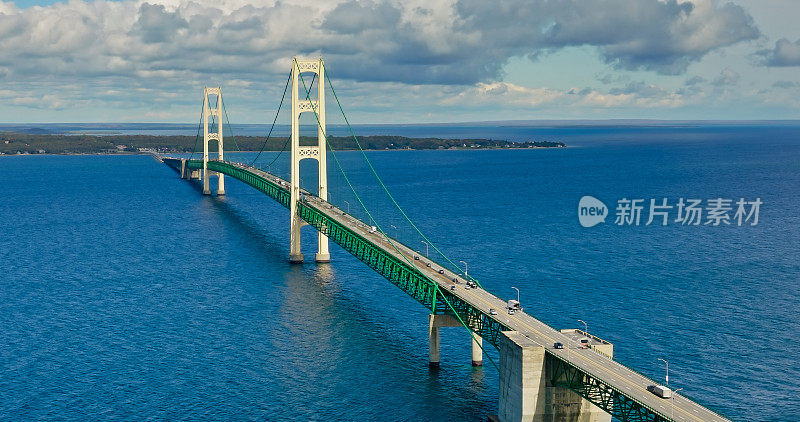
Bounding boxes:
0 132 566 156
0 147 569 159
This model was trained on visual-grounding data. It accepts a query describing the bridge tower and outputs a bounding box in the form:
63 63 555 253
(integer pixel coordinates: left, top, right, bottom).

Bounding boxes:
202 86 225 196
289 57 330 263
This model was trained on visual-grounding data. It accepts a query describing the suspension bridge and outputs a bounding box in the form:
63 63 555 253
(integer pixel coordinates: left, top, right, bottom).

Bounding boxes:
158 58 730 422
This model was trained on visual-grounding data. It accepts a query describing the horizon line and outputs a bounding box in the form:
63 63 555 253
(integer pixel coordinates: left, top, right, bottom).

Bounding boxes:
2 118 800 127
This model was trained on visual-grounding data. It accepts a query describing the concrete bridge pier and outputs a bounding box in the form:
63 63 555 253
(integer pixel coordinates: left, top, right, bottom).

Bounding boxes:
289 217 304 264
180 159 201 180
472 334 483 366
497 331 611 422
428 314 484 368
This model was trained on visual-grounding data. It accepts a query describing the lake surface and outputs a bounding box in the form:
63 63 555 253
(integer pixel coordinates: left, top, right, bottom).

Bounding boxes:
1 124 798 420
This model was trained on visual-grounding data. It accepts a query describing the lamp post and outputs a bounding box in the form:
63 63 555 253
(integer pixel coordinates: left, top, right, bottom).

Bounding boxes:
421 241 428 257
390 224 398 239
459 260 468 278
658 358 669 387
343 200 350 214
578 319 588 336
511 286 520 303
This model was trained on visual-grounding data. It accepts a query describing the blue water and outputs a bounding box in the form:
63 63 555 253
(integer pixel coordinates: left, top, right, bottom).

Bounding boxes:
1 124 799 421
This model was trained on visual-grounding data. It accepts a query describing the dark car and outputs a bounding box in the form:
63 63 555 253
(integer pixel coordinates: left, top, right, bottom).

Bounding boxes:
554 342 564 349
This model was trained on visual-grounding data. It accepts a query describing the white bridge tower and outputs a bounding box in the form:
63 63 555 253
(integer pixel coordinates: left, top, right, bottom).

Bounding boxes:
202 86 225 196
289 57 330 263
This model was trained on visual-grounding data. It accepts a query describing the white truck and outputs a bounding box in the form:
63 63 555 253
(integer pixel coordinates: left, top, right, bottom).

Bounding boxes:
647 385 672 399
507 299 520 315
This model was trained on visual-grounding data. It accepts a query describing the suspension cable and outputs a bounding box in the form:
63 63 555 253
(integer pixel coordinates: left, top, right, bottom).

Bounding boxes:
294 59 499 368
250 71 292 167
188 102 204 160
324 71 484 287
221 94 242 155
259 73 316 173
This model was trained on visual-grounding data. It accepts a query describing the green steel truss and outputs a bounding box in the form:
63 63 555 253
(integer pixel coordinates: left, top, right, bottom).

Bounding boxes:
163 157 689 422
166 158 513 346
547 353 670 422
297 199 512 347
189 159 291 207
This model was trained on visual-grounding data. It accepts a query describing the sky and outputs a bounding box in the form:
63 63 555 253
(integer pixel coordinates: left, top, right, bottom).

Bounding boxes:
1 0 799 124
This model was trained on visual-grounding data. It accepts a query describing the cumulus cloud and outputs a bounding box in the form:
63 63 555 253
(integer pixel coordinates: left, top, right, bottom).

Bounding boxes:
760 38 800 66
711 69 740 86
684 76 705 86
439 81 688 109
0 0 769 120
772 80 798 89
0 0 760 86
134 3 189 44
453 0 758 76
597 73 631 85
441 82 565 107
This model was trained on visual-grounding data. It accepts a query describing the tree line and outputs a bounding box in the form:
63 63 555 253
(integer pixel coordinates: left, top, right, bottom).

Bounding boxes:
0 132 565 155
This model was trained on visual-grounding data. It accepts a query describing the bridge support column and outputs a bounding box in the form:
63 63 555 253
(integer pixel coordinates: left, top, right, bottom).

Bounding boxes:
289 57 329 264
498 332 547 421
428 315 441 368
497 331 612 422
202 86 225 196
180 159 189 179
289 219 303 264
428 314 477 368
471 335 483 366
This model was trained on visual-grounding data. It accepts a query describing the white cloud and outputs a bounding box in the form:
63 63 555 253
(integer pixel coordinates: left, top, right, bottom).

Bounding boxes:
0 0 795 122
439 81 689 110
441 82 564 107
0 0 761 85
712 69 741 86
760 38 800 66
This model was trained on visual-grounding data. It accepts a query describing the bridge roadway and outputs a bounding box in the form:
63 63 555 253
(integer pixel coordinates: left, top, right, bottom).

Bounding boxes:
165 157 729 422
